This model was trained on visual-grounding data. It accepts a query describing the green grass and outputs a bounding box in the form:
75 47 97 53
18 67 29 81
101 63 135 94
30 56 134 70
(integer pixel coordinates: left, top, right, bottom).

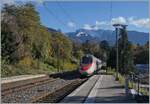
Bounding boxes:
1 60 57 77
118 73 125 86
139 87 149 96
1 58 78 78
63 61 78 71
106 67 115 75
1 64 54 78
116 70 149 96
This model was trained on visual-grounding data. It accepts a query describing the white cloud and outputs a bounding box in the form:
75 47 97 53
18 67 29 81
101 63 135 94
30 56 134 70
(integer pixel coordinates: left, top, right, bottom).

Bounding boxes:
1 0 15 5
1 0 44 6
83 21 109 30
95 21 111 30
111 16 150 29
83 24 93 30
111 16 126 25
83 17 150 30
37 0 44 4
96 21 107 26
128 17 150 28
67 21 76 28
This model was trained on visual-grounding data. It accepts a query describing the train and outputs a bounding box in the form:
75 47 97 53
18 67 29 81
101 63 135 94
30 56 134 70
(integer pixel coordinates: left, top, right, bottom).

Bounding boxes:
79 54 103 76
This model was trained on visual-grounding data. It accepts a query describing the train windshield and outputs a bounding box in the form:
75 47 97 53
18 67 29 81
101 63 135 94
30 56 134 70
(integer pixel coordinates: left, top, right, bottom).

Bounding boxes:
81 56 92 64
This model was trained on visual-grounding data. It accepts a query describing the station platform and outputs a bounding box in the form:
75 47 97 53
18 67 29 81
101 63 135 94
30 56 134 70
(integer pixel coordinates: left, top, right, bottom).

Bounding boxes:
2 74 47 84
1 74 49 91
61 74 136 103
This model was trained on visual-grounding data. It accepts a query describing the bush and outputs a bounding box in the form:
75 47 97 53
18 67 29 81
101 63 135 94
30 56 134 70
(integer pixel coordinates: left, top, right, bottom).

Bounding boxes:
1 59 57 77
63 61 78 71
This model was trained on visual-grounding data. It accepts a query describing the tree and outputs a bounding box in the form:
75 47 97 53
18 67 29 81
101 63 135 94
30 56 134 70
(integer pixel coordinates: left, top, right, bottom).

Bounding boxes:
50 32 73 71
2 4 25 63
72 41 83 60
107 47 116 68
118 27 134 75
100 40 109 51
82 40 100 56
1 4 52 64
100 40 110 63
134 42 149 64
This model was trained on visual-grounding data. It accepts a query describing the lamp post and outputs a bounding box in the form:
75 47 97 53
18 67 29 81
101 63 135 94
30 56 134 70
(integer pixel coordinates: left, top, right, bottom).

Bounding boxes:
113 24 127 81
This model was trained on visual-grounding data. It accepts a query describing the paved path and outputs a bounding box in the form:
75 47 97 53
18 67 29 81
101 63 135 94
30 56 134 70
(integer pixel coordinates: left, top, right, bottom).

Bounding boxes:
94 75 135 103
2 74 46 83
61 75 99 103
60 74 136 103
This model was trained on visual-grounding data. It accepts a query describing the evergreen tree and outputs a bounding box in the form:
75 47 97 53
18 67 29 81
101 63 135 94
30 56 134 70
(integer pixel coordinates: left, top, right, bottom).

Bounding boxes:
118 27 134 75
134 42 149 64
107 47 116 68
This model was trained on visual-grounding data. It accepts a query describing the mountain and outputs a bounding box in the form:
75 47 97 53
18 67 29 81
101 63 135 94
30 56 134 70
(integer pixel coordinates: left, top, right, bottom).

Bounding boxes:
66 29 149 45
46 27 58 32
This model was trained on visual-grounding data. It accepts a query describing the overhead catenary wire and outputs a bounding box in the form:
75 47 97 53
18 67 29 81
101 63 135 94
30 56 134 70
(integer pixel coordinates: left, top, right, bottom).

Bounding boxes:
110 0 112 24
55 0 78 26
42 1 68 28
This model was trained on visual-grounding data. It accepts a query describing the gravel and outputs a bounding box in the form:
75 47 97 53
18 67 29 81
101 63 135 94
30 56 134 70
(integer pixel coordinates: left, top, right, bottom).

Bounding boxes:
2 71 85 103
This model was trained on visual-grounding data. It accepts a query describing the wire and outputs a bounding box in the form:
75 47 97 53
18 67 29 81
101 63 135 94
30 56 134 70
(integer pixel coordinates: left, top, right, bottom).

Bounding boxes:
56 0 75 23
55 0 78 27
42 1 67 28
110 0 112 23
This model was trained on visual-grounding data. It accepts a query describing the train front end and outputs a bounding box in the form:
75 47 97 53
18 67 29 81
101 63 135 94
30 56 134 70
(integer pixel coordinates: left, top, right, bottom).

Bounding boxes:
79 55 95 76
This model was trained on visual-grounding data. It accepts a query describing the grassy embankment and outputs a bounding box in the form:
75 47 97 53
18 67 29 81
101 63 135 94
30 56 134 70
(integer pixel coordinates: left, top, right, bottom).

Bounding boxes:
1 58 78 78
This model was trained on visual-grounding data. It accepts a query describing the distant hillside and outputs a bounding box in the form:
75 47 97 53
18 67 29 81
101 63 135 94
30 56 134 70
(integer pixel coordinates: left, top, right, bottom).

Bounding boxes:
46 27 58 32
66 29 149 45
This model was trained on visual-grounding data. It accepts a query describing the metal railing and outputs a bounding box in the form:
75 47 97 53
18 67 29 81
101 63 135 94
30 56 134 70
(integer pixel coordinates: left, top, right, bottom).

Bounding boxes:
128 73 149 95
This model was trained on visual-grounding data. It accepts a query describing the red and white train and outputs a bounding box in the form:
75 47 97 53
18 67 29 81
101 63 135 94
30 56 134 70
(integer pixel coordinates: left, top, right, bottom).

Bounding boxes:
79 54 103 76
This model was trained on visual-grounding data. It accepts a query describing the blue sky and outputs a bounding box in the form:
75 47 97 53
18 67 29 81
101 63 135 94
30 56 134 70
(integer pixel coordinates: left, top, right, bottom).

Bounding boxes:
1 0 149 33
35 1 149 32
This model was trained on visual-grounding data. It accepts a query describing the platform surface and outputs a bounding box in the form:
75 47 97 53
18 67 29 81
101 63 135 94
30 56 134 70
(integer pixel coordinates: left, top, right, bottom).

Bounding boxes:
1 74 46 84
61 74 136 103
94 75 135 103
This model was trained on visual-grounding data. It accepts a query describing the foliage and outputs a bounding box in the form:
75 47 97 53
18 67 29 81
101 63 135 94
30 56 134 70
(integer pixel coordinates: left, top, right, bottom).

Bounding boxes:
134 42 149 64
1 60 57 77
2 3 148 78
1 4 52 64
107 47 116 68
82 40 109 62
1 4 74 77
72 41 83 60
118 27 135 75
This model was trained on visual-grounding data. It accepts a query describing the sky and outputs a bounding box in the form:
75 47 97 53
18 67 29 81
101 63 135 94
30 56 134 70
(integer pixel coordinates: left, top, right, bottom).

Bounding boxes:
1 0 150 33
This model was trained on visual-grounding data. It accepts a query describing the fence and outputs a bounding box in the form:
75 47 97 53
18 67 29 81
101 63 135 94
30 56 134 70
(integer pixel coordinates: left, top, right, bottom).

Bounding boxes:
127 73 149 103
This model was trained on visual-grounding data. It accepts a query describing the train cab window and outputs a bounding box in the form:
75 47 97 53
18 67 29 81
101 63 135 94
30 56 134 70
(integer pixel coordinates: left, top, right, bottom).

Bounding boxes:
81 56 92 64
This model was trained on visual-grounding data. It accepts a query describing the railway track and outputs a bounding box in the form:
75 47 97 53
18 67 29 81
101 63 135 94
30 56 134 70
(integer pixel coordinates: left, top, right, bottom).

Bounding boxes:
2 71 87 103
33 78 87 103
2 78 57 96
60 75 100 103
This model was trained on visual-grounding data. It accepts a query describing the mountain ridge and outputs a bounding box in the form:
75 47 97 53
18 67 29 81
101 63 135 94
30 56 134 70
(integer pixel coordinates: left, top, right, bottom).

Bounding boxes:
66 29 149 45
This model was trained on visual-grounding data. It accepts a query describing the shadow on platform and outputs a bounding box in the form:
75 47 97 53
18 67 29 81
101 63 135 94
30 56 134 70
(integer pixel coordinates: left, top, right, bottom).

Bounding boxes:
61 95 137 103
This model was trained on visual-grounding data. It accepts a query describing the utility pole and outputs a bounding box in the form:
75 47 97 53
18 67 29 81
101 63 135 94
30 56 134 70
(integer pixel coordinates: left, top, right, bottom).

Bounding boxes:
116 27 119 81
113 24 127 81
113 24 120 81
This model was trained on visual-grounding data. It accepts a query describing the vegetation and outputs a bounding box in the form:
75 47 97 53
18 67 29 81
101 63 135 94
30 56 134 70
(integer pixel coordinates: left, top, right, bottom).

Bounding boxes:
118 27 135 75
107 27 149 74
133 41 149 64
1 4 76 77
1 3 149 77
107 67 149 96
